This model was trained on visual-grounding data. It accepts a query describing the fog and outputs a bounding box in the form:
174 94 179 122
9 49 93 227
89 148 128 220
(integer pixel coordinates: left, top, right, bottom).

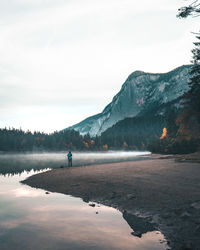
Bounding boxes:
0 151 151 175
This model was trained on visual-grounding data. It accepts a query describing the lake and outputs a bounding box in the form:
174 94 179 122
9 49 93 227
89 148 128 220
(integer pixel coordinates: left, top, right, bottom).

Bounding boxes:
0 152 168 250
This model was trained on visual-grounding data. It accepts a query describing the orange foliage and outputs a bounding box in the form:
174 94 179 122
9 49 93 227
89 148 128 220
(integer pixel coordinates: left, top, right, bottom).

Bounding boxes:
160 128 167 139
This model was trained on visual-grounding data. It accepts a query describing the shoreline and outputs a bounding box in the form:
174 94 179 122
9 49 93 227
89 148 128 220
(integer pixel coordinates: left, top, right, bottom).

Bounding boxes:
22 154 200 250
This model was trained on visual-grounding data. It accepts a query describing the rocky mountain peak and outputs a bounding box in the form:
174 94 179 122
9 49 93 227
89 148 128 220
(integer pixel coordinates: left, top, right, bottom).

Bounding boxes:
65 65 191 137
128 70 146 78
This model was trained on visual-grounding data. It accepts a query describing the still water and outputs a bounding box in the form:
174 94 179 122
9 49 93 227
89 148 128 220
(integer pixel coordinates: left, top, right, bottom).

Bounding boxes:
0 152 168 250
0 151 151 175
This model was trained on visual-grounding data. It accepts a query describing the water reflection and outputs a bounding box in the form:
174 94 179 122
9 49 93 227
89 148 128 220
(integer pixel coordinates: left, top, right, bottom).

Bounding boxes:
0 168 168 250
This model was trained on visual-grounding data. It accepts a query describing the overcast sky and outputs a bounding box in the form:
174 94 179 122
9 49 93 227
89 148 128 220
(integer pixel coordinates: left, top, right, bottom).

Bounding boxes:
0 0 199 133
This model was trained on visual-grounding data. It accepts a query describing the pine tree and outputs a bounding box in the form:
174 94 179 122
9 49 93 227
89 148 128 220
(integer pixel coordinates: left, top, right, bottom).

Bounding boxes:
185 34 200 114
173 1 200 152
177 0 200 18
175 34 200 143
182 34 200 119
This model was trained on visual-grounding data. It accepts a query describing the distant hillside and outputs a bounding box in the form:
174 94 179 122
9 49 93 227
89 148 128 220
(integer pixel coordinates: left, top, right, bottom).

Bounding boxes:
100 114 166 150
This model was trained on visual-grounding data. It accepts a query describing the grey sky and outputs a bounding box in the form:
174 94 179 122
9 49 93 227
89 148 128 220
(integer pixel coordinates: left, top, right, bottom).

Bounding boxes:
0 0 199 132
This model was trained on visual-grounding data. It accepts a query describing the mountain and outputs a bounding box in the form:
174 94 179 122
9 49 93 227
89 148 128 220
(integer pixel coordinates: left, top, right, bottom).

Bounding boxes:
65 65 191 137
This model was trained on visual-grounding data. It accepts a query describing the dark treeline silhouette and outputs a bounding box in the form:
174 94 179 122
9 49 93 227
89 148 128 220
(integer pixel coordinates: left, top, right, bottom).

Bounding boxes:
100 115 166 150
0 119 164 152
0 128 95 152
0 127 125 152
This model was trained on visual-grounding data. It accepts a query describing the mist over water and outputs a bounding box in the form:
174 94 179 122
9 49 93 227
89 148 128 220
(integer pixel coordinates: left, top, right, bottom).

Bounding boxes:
0 151 151 175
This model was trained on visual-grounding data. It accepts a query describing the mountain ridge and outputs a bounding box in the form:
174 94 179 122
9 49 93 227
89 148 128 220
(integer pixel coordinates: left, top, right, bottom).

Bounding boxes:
65 65 191 137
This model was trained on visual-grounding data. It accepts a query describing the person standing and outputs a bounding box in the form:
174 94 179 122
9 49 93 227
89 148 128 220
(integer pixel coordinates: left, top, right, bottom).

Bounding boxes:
67 151 72 167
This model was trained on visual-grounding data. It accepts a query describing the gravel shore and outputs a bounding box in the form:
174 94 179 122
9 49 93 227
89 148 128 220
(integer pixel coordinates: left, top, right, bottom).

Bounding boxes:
22 154 200 250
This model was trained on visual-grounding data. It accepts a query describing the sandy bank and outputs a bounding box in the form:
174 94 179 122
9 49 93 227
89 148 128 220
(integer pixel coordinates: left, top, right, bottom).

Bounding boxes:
22 155 200 250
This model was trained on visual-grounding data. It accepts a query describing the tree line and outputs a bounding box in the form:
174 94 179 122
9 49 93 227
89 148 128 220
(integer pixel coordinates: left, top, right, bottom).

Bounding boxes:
0 128 95 152
0 127 139 152
0 123 159 152
100 115 166 150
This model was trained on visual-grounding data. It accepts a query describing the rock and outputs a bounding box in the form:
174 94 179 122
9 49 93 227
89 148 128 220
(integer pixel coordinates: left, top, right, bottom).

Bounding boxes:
159 239 167 244
89 203 95 207
131 231 142 238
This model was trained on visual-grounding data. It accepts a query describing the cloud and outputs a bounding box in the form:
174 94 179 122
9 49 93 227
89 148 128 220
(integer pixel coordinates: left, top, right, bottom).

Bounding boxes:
0 0 199 132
